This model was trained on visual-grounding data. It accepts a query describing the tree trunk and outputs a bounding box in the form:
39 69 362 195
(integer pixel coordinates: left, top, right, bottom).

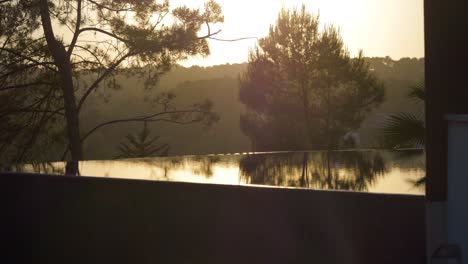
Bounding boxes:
325 84 331 150
59 64 83 166
300 80 312 149
39 0 82 175
300 152 308 187
326 150 332 188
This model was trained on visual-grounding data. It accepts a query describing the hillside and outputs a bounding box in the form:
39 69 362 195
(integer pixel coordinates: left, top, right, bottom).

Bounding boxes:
81 58 424 160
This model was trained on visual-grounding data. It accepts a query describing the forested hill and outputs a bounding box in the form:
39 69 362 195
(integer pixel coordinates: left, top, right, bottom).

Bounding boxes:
81 57 424 160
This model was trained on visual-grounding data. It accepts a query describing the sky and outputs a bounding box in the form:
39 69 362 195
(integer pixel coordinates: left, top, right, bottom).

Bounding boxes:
172 0 424 67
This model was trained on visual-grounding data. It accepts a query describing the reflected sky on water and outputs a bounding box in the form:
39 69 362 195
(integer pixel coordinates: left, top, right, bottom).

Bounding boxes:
15 150 425 195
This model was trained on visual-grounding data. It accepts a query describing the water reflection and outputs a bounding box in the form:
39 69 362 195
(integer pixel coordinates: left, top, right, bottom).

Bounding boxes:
12 150 425 195
239 151 387 191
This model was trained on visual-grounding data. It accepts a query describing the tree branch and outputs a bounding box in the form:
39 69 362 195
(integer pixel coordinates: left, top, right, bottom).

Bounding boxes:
78 27 130 43
82 118 201 143
81 109 210 141
67 0 82 56
0 47 57 72
81 110 208 143
9 108 65 117
2 86 57 115
71 44 105 67
77 52 133 111
60 109 208 160
87 0 134 12
0 81 54 91
15 100 58 162
208 36 258 42
197 29 222 39
0 62 55 80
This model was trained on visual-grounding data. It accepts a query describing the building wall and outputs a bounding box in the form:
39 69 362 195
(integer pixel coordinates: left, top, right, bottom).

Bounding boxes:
2 173 426 264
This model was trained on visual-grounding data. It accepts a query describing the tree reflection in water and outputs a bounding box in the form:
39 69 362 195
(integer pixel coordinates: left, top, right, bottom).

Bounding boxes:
10 150 426 194
239 151 388 191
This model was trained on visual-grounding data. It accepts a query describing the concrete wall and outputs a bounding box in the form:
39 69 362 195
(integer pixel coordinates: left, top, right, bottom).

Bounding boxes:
1 173 425 264
447 117 468 261
424 1 468 262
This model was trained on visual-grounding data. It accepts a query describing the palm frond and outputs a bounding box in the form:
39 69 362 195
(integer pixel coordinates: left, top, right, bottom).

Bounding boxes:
380 112 425 148
408 83 425 102
407 175 426 188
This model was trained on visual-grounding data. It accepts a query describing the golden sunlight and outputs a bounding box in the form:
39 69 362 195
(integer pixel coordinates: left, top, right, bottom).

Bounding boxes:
172 0 424 66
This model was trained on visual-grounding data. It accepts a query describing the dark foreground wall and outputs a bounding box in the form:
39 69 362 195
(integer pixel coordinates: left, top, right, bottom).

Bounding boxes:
2 173 425 264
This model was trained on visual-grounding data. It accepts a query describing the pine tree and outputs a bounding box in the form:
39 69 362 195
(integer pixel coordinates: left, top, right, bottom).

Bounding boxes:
116 122 169 159
239 6 384 151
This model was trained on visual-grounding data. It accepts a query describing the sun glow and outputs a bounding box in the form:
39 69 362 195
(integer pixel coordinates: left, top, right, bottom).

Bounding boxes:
53 0 423 67
172 0 424 66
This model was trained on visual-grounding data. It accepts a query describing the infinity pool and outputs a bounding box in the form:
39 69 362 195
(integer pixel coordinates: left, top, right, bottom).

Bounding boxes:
13 150 425 195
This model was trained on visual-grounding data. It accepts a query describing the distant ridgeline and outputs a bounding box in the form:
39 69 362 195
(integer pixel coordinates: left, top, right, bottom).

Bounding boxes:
80 57 423 160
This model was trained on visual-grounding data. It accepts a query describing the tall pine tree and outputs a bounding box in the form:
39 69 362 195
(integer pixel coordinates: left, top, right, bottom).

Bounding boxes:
239 6 385 151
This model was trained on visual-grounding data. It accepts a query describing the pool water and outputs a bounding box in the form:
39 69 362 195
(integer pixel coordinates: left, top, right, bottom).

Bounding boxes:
14 150 425 195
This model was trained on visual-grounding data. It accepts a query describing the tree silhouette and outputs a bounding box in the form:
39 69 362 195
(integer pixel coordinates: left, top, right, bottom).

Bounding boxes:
0 0 223 173
239 6 384 152
116 122 169 159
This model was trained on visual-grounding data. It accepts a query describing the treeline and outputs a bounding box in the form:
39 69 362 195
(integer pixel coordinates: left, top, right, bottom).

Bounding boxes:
80 56 423 160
